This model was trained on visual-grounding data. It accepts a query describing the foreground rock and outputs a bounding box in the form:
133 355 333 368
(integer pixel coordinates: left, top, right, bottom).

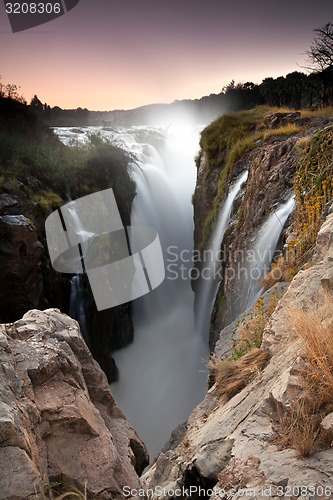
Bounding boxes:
0 309 148 499
142 211 333 498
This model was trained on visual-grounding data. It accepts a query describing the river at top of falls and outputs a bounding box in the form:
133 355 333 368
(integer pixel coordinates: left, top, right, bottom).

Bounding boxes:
54 123 210 459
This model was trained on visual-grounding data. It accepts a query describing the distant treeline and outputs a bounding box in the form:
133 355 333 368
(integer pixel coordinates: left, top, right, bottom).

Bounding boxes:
1 39 333 127
25 68 333 127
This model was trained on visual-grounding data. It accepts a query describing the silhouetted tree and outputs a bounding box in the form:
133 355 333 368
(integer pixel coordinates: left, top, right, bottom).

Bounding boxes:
284 72 308 109
306 22 333 71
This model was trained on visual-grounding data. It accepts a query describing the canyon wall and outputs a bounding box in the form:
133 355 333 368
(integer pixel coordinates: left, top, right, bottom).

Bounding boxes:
142 199 333 500
192 112 333 347
0 174 134 382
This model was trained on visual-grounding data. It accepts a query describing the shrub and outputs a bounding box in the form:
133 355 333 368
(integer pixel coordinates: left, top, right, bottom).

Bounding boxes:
230 288 280 360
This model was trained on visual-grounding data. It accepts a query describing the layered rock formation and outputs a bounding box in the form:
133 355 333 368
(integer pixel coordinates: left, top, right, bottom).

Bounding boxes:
141 202 333 499
0 309 148 499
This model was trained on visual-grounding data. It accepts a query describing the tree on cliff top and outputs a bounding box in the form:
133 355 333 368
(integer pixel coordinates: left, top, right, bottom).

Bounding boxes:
306 22 333 71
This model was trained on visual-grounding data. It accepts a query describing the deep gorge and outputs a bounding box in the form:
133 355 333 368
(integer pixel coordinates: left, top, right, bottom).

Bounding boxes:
0 102 333 498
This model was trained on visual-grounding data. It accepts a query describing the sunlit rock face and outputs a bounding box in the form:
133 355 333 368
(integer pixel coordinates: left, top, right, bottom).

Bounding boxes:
0 309 148 499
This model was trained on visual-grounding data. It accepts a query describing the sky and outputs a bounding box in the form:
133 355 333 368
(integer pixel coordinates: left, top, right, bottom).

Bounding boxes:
0 0 332 110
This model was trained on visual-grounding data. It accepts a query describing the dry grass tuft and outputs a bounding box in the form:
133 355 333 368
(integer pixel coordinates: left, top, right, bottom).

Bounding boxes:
208 348 271 401
276 293 333 457
296 136 311 150
277 398 328 458
54 493 87 500
289 297 333 407
41 480 88 500
261 256 292 289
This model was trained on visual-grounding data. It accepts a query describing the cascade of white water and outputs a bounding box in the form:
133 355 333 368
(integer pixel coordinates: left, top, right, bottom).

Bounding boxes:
52 125 296 459
53 123 211 458
109 124 209 459
195 170 248 337
243 195 295 309
63 204 95 341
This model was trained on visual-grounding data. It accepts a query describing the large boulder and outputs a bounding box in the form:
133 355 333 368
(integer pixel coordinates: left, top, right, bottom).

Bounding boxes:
0 309 148 499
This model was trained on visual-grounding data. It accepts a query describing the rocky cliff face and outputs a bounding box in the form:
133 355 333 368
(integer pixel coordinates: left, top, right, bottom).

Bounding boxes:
0 212 45 321
0 308 148 499
0 182 133 382
141 203 333 499
192 113 333 346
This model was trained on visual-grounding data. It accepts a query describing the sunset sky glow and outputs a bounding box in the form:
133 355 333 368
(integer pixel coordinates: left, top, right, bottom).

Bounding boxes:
0 0 332 110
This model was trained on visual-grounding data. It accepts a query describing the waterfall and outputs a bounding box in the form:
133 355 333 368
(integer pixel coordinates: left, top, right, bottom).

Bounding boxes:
52 124 296 459
53 123 209 458
109 124 209 459
195 170 248 337
242 195 295 309
63 203 94 342
69 274 87 338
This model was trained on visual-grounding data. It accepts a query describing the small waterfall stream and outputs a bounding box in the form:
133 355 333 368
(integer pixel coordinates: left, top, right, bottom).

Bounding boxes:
69 274 87 337
195 170 248 337
242 195 295 309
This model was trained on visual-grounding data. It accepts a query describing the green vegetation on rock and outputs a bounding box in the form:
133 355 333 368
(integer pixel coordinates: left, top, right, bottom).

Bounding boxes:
263 125 333 288
196 105 333 251
0 96 136 224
